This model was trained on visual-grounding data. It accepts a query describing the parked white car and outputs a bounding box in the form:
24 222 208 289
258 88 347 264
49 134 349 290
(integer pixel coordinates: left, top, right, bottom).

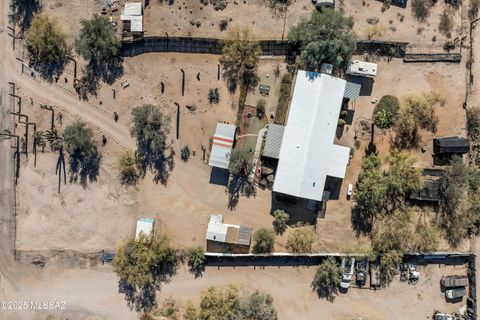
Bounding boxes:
347 184 353 198
340 257 355 289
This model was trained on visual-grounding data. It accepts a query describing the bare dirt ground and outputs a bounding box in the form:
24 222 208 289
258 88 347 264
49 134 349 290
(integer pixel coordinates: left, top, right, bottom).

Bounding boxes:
341 0 463 52
143 0 311 40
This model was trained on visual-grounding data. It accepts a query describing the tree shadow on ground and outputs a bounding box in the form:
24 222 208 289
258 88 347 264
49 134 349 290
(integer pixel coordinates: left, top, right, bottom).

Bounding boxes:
68 151 102 187
29 55 69 83
137 146 175 186
9 0 41 31
188 263 205 279
351 206 374 237
313 286 338 303
227 174 256 210
118 257 180 312
76 57 124 100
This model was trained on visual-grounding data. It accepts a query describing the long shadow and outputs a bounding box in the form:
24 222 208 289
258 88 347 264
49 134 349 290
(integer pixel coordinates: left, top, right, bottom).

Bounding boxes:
9 0 41 31
29 54 69 82
136 144 175 186
68 149 102 187
314 286 338 303
76 57 124 100
227 174 256 210
209 167 229 186
350 206 374 236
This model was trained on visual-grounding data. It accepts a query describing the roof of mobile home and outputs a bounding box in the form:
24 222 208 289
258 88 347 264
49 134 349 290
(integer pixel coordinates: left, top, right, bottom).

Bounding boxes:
135 218 155 239
208 123 236 169
272 70 350 202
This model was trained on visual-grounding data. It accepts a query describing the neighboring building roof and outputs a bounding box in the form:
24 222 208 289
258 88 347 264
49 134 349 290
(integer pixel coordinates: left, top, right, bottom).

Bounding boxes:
209 123 236 169
433 136 470 155
344 81 361 101
206 215 252 246
409 168 445 202
123 2 142 16
135 218 155 239
262 124 285 159
346 60 378 78
273 70 350 202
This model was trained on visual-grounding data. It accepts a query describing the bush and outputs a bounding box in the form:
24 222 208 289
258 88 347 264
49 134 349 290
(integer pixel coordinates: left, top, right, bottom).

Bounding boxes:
186 247 206 277
228 147 252 176
257 98 266 114
118 149 139 185
311 257 341 301
181 145 190 162
286 228 315 253
208 88 220 104
373 95 400 129
337 119 346 127
252 228 275 253
219 19 229 31
274 74 293 125
272 210 289 234
411 0 433 22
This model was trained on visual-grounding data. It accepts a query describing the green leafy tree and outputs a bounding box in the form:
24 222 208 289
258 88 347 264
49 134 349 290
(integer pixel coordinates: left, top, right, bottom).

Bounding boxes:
199 285 242 320
186 247 206 278
62 121 101 184
439 157 480 247
131 105 173 184
252 228 275 254
311 257 342 301
288 9 356 70
392 110 419 149
240 291 278 320
272 210 289 234
118 149 139 185
25 14 69 78
228 148 252 176
412 221 439 252
75 14 121 64
373 95 400 129
286 228 315 253
220 28 261 91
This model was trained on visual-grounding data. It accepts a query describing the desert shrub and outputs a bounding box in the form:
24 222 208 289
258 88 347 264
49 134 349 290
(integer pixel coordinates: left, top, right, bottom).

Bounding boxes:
228 148 252 176
181 145 191 162
443 40 456 52
470 0 480 19
272 210 289 234
311 257 341 301
367 17 379 25
366 24 387 40
240 291 278 320
411 0 433 22
219 19 229 31
208 88 220 104
186 247 206 277
183 302 198 320
337 119 346 126
118 149 139 185
256 98 266 114
286 228 315 253
373 95 400 129
467 107 480 139
274 74 293 125
252 228 275 253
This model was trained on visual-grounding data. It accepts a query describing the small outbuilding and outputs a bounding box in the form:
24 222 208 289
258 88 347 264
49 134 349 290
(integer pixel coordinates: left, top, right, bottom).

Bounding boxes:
346 60 378 78
433 136 470 155
206 215 251 254
409 168 445 203
121 2 144 35
208 123 236 170
136 218 155 240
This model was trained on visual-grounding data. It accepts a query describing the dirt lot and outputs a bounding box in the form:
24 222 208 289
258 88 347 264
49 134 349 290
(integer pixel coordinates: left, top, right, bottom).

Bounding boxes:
341 0 464 52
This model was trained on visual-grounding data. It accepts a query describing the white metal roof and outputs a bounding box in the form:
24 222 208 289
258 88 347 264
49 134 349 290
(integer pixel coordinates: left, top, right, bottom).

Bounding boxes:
346 60 378 77
208 123 236 169
135 218 155 240
123 2 142 16
273 70 350 202
206 215 227 243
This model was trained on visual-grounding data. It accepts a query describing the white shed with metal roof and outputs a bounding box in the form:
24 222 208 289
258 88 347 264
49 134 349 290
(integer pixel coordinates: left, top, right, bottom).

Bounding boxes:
208 123 236 170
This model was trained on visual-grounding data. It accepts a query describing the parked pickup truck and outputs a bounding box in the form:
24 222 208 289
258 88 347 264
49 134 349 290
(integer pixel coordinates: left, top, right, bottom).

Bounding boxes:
441 275 468 288
340 257 355 289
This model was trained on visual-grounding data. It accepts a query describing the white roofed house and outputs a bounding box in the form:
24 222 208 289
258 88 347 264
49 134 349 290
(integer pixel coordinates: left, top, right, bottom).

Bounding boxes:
208 123 236 170
270 70 358 218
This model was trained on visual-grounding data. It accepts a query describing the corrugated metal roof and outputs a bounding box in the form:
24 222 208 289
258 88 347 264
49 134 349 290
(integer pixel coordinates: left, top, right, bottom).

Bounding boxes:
262 124 285 159
123 2 142 16
273 70 350 202
344 81 361 101
209 123 236 169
